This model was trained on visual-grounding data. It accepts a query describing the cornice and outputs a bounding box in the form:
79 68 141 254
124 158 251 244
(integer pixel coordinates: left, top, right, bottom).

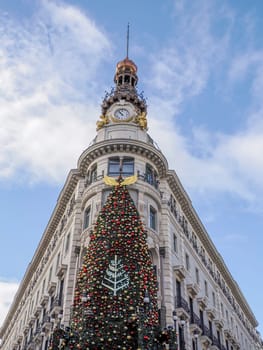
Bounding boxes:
77 138 168 178
166 170 258 327
0 169 81 337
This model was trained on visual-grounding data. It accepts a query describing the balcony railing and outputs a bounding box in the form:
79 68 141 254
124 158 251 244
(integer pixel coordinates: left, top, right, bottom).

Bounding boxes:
212 335 221 348
137 172 160 190
202 324 212 339
190 312 202 329
50 296 62 316
175 296 190 314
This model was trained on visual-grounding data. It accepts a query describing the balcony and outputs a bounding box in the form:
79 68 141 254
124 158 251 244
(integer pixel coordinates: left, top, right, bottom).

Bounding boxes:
206 308 216 320
175 296 190 320
214 318 224 329
42 314 52 330
56 263 67 278
187 283 200 298
33 305 42 317
211 335 221 349
40 295 49 306
197 296 208 309
173 265 186 281
22 324 29 334
138 172 160 190
223 328 233 340
47 281 57 294
17 335 23 343
200 325 212 348
33 326 43 342
189 311 202 334
50 296 63 316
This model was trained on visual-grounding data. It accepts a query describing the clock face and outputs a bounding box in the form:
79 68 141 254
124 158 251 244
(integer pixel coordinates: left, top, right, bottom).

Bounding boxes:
114 108 130 120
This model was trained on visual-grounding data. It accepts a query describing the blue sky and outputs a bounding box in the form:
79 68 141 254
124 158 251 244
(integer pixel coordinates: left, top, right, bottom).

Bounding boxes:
0 0 263 336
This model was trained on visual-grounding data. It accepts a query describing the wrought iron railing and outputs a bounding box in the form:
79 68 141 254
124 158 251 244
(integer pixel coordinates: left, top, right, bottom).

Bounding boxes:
174 296 190 315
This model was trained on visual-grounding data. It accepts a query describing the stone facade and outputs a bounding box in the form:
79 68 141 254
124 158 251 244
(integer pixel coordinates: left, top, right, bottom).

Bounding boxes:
0 57 262 350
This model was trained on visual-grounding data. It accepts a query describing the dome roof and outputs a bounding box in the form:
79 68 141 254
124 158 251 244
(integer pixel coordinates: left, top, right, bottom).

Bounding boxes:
115 57 137 74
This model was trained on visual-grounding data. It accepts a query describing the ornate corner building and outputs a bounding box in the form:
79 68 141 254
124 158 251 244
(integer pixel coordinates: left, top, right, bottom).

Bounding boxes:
0 56 262 350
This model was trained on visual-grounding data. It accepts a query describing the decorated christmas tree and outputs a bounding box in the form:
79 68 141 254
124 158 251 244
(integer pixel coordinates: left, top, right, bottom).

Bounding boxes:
50 176 161 349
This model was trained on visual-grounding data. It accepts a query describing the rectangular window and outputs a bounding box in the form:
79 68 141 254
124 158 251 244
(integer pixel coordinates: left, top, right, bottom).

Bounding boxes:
221 302 224 317
122 157 134 176
204 280 208 297
209 320 213 337
149 206 157 230
83 206 91 229
145 164 158 187
59 279 64 306
65 233 71 254
173 234 178 253
195 267 199 284
36 290 39 306
108 157 120 176
185 253 190 271
217 330 221 345
199 309 204 327
90 165 97 183
108 157 134 177
212 291 216 307
56 252 61 270
42 279 46 295
48 266 53 282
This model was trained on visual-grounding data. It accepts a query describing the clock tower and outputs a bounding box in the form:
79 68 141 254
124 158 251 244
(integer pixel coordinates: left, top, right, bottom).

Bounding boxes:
96 55 148 131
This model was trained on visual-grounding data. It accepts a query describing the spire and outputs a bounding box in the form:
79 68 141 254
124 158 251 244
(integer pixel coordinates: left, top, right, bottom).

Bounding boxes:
100 25 147 120
126 23 130 58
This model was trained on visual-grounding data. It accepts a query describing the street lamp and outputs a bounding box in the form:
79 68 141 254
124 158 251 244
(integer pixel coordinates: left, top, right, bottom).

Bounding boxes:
194 329 199 350
179 318 186 350
138 290 151 350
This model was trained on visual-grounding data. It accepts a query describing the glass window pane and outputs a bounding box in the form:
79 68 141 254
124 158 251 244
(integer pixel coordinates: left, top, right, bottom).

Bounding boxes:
108 157 120 176
122 158 134 175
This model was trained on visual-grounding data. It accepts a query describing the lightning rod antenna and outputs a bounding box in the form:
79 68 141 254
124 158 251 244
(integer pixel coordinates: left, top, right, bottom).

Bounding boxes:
126 23 130 58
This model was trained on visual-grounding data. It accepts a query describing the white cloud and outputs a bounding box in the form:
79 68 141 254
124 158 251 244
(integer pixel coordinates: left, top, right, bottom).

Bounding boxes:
145 0 263 208
0 280 19 327
146 0 232 112
1 0 263 211
0 1 111 184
